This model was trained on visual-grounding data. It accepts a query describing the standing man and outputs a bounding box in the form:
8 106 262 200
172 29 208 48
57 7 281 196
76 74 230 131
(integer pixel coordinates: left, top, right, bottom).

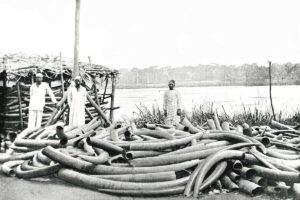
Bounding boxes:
68 76 87 127
28 73 57 128
163 80 182 125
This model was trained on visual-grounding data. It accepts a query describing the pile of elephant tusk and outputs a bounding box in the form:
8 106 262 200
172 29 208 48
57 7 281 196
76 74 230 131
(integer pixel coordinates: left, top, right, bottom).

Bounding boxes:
1 116 300 198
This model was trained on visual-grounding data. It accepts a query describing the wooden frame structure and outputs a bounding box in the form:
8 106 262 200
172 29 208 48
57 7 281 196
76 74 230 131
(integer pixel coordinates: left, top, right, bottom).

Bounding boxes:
0 53 118 139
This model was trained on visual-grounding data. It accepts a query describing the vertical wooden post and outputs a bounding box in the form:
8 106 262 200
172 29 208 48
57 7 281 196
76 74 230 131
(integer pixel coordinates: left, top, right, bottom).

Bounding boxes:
110 75 116 122
102 77 109 103
88 56 100 106
60 52 65 123
73 0 81 79
268 61 276 120
16 81 24 130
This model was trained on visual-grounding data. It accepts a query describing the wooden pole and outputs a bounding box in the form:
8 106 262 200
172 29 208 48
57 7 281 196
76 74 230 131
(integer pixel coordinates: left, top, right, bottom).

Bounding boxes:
60 52 65 123
85 107 94 121
110 75 116 122
45 94 67 126
102 77 109 103
86 93 111 125
16 81 24 130
268 61 276 121
53 104 69 125
73 0 81 79
88 56 100 106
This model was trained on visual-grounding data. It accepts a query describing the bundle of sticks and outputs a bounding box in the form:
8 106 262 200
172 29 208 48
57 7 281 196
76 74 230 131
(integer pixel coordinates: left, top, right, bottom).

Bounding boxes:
1 115 300 199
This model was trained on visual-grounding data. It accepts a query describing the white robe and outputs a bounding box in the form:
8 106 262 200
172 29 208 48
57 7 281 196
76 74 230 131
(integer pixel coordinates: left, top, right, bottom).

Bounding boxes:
68 86 86 127
28 82 57 128
163 89 182 125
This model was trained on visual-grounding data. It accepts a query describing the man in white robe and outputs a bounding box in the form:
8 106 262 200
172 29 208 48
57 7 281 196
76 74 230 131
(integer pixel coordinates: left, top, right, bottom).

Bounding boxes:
163 80 182 125
28 73 57 128
68 76 86 127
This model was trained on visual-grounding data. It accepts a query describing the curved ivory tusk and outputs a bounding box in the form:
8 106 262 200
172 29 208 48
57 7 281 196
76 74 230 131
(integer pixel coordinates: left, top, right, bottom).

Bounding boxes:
129 147 223 167
133 130 175 140
32 153 47 167
239 167 256 180
271 149 299 155
15 163 61 179
20 160 38 171
78 150 109 164
14 139 66 148
36 150 52 165
57 168 189 190
0 150 38 164
267 149 300 160
293 183 300 199
249 149 300 171
109 129 120 141
250 165 300 183
86 137 124 154
202 132 252 144
238 178 263 196
97 186 185 196
175 123 189 132
129 131 204 151
227 171 240 182
250 176 268 187
193 150 245 197
213 112 222 131
1 160 24 176
108 154 129 167
231 160 243 171
198 161 228 191
184 160 204 197
124 151 163 159
93 171 176 182
181 118 201 134
220 175 239 191
43 146 199 174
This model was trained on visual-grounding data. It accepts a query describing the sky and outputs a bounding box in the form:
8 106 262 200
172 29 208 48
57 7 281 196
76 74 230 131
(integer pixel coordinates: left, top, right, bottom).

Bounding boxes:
0 0 300 69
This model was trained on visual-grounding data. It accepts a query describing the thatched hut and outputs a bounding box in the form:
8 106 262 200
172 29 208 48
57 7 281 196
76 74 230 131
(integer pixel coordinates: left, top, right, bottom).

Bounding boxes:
0 53 118 140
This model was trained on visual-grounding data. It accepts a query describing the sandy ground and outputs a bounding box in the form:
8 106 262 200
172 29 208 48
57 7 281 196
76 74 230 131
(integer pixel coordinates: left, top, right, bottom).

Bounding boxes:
0 173 275 200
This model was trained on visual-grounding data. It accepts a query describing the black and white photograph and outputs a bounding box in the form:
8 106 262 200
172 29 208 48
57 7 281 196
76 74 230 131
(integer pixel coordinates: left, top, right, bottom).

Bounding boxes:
1 0 300 199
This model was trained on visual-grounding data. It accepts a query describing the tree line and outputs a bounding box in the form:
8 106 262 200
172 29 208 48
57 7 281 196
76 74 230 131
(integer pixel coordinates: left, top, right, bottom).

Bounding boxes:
117 63 300 88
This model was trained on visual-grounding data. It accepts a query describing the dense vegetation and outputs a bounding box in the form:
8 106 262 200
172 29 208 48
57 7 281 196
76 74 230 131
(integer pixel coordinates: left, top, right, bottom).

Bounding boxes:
118 63 300 88
132 103 300 128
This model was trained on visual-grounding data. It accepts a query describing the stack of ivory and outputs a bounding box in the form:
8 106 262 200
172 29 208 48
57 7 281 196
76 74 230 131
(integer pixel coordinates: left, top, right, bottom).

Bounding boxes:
1 115 300 199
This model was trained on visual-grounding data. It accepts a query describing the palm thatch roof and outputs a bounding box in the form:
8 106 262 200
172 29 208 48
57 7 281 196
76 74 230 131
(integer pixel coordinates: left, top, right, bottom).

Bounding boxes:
0 52 118 82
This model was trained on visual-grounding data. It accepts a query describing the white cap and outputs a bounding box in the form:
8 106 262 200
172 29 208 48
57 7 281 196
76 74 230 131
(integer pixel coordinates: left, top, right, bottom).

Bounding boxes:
36 73 43 78
75 76 82 81
56 121 64 128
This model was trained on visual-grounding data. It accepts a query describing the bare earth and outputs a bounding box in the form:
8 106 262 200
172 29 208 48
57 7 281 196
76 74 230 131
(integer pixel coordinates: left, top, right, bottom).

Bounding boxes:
0 173 275 200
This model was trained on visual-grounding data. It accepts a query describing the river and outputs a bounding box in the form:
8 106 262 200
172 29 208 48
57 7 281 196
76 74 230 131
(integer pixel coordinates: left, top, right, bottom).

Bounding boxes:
113 85 300 120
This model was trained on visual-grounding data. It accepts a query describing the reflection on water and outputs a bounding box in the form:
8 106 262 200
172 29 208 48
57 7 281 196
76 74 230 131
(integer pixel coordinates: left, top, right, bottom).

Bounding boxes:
113 85 300 120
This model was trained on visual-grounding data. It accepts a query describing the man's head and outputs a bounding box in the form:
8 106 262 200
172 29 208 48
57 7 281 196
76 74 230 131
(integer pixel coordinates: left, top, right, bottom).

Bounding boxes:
168 80 175 90
74 76 82 88
36 73 43 84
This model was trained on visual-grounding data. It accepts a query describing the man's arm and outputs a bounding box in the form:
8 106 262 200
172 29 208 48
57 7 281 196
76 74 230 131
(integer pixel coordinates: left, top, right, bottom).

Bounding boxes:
83 88 87 105
163 91 167 116
67 87 72 106
45 83 57 103
30 85 34 98
177 90 182 115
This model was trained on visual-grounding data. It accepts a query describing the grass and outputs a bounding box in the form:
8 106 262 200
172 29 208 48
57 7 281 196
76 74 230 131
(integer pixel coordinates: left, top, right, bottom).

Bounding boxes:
132 103 300 128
